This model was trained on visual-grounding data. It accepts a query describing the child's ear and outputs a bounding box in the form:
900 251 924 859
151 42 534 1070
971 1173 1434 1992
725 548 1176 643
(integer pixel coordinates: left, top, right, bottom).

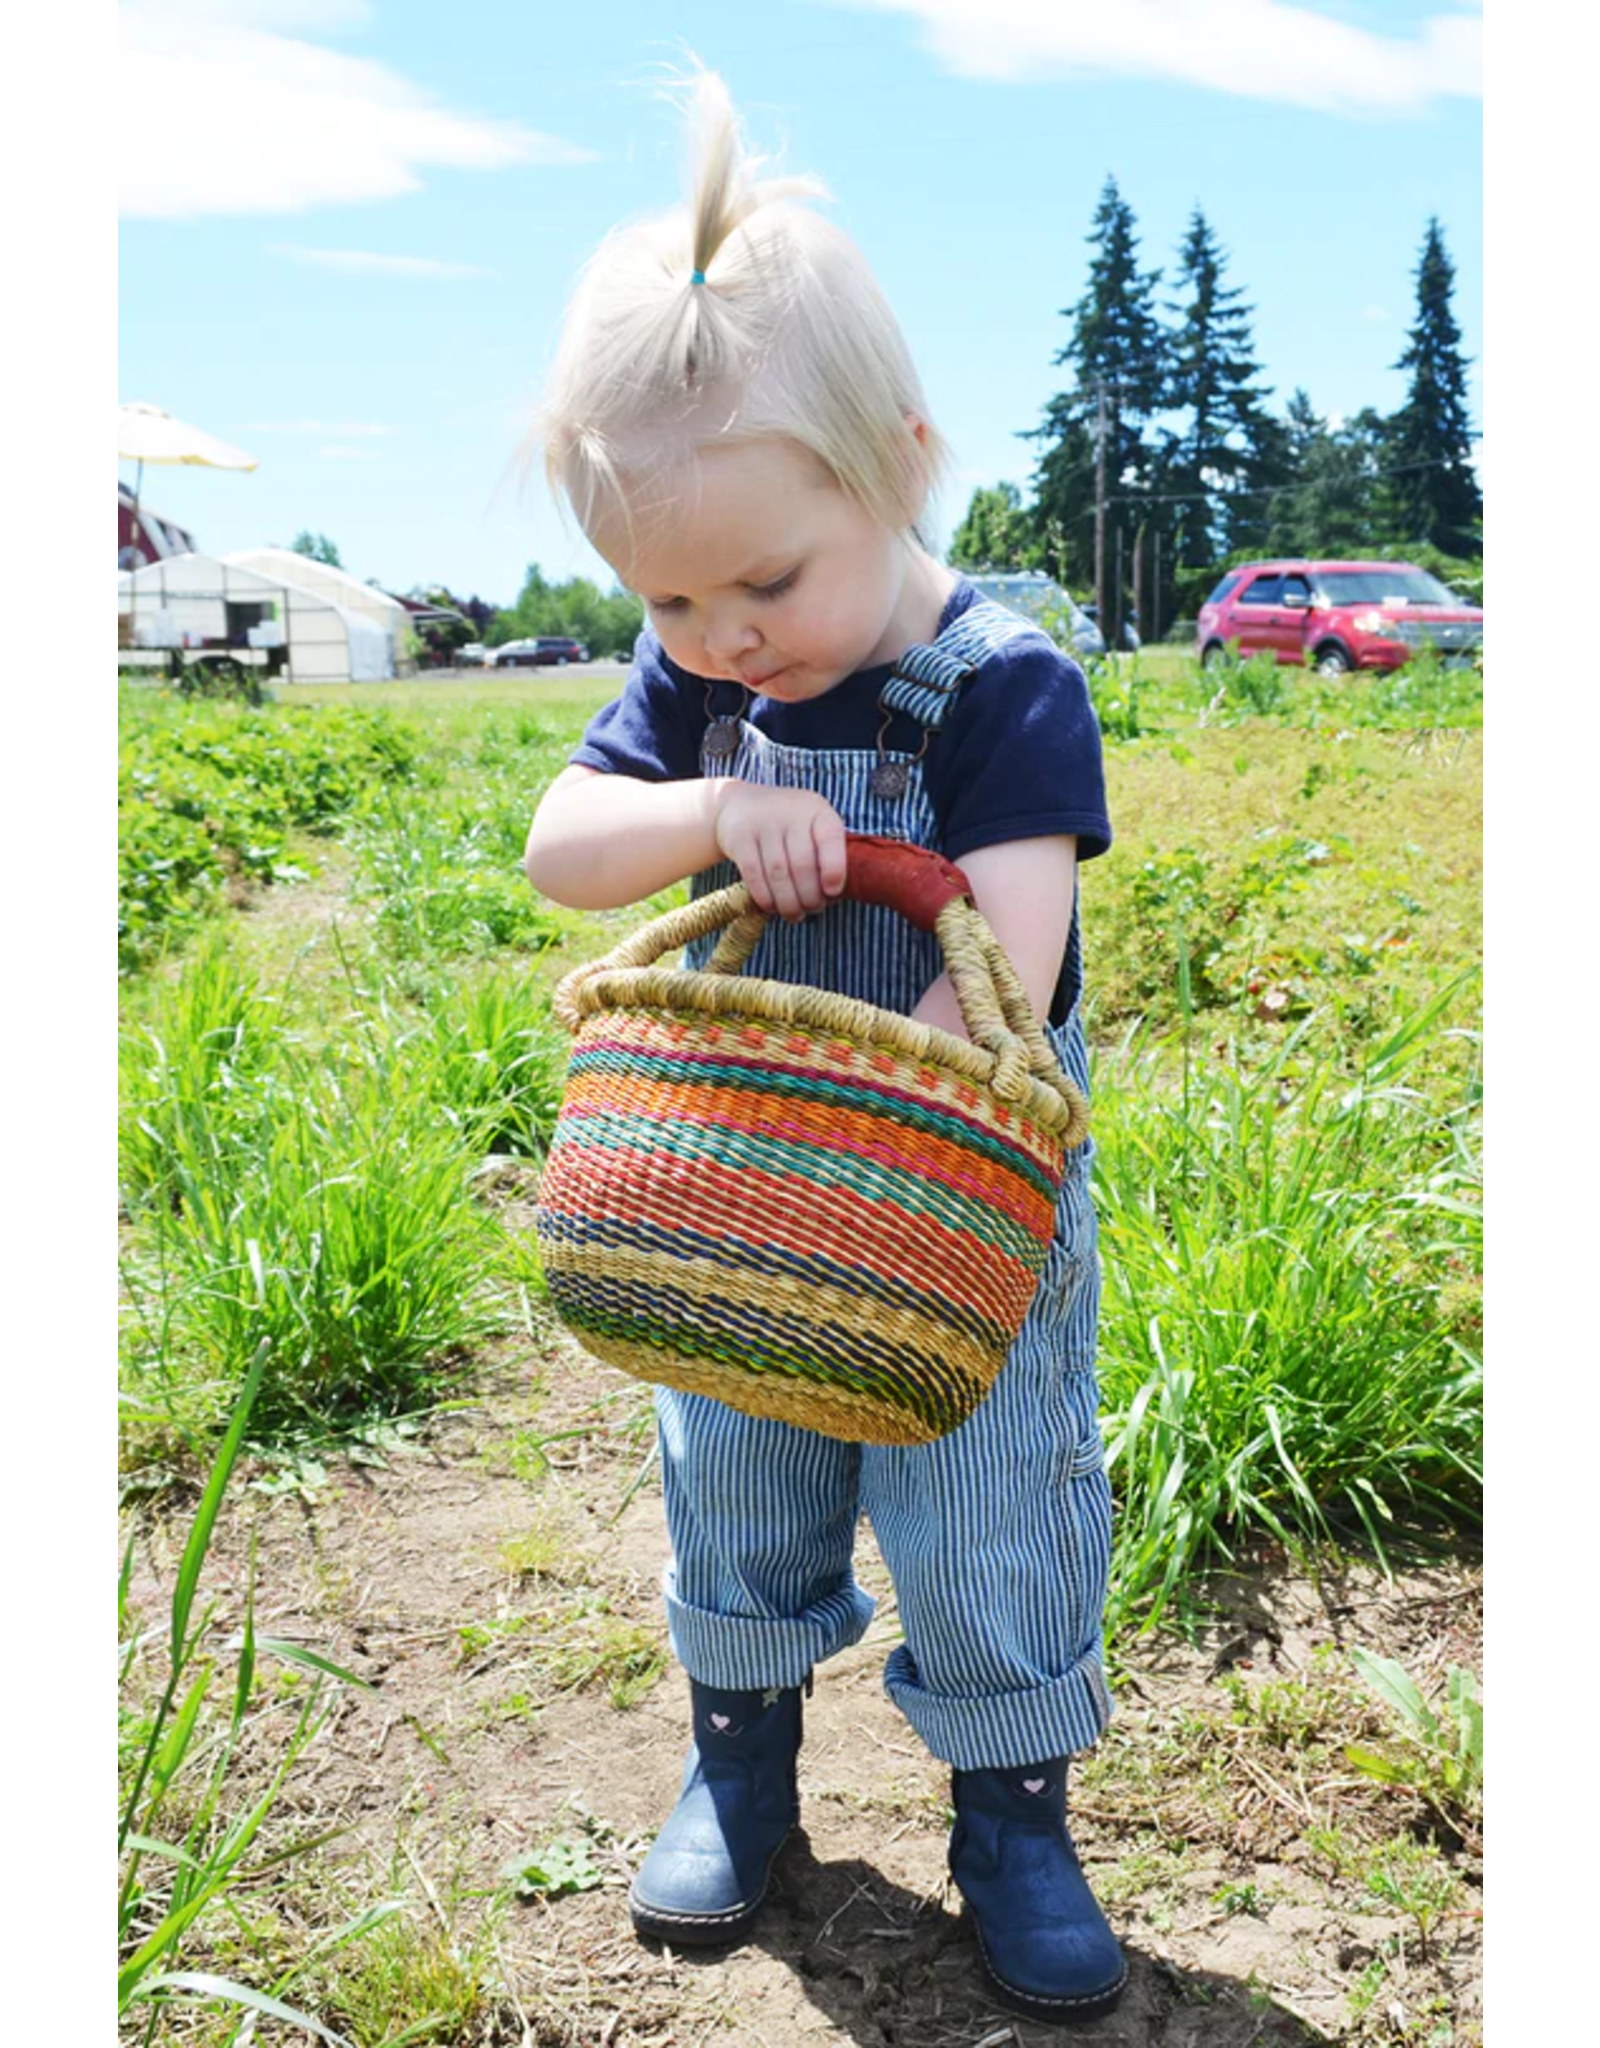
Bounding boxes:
900 412 932 527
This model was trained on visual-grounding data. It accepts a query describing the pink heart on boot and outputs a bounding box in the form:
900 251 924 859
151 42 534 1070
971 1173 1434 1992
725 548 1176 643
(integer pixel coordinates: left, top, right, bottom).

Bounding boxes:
1023 1778 1046 1793
710 1714 732 1731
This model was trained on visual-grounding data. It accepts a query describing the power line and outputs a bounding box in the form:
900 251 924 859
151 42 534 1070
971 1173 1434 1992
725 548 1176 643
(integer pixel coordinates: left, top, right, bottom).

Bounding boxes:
1101 451 1480 511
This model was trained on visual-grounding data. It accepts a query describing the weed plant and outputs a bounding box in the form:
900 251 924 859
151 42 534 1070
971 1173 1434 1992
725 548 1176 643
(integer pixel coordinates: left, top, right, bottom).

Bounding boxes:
353 783 573 960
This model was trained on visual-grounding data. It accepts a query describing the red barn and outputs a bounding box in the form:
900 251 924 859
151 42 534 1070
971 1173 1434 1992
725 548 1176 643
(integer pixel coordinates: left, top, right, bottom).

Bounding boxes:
118 482 196 569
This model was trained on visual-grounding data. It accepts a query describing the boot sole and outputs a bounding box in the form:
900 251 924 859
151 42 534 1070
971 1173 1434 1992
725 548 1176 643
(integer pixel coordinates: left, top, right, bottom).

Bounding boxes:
975 1927 1130 2027
629 1876 769 1948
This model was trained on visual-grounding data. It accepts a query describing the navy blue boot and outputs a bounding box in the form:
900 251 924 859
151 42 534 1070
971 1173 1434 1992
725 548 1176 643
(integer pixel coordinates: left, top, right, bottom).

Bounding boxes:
629 1675 810 1947
949 1757 1128 2025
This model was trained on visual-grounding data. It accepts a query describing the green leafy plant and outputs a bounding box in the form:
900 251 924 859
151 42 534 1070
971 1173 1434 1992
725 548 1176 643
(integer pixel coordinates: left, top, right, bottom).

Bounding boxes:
499 1833 605 1900
119 691 419 971
1346 1646 1483 1836
1360 1836 1463 1954
1084 653 1144 742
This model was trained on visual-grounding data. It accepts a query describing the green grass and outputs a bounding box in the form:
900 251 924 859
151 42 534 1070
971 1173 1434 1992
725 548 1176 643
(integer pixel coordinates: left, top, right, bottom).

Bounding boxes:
1094 996 1480 1628
120 653 1482 1599
119 938 541 1452
115 649 1480 2045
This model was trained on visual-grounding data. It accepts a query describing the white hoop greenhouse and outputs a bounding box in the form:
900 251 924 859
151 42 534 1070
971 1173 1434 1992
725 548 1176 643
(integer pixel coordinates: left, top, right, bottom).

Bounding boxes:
118 552 399 683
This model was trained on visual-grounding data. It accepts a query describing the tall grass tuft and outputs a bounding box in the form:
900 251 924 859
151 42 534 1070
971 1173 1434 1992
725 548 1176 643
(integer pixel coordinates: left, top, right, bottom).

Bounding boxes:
123 1040 515 1441
417 966 569 1158
119 929 278 1210
355 783 571 959
1093 986 1482 1629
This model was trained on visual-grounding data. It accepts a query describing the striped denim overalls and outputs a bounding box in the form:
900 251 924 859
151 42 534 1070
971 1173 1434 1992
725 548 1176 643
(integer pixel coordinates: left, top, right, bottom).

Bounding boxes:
655 596 1114 1770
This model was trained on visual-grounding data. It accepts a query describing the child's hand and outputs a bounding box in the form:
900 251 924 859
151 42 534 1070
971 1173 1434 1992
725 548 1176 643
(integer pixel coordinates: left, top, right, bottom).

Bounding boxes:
710 782 849 921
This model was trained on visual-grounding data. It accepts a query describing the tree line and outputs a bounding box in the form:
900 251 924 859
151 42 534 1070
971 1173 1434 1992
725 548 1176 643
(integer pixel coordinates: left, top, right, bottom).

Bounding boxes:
950 189 1481 635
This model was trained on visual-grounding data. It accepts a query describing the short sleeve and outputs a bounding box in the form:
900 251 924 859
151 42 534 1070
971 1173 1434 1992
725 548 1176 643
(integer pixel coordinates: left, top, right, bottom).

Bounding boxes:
925 636 1113 864
569 628 704 783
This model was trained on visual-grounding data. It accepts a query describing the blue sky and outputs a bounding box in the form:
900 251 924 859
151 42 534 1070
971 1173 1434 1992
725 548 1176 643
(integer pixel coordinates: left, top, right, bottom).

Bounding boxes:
118 1 1482 605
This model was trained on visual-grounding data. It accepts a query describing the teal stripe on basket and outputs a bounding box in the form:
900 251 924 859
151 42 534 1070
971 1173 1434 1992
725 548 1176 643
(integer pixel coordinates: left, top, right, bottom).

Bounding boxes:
569 1041 1060 1203
550 1106 1048 1264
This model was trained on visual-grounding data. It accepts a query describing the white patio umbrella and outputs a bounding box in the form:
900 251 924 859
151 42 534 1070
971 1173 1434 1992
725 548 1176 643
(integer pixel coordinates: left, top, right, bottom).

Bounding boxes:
118 400 257 565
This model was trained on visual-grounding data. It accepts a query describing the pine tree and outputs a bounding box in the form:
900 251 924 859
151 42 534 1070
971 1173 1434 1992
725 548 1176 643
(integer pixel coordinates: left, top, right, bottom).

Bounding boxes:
1261 393 1387 559
1383 219 1480 557
1160 207 1285 573
1027 177 1168 610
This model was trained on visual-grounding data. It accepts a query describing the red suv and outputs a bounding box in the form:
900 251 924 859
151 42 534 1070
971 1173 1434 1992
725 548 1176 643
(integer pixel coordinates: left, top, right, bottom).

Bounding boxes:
1197 560 1483 677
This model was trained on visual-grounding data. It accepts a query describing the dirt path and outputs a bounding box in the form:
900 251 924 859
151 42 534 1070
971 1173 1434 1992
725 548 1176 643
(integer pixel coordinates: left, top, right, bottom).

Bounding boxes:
125 1303 1481 2047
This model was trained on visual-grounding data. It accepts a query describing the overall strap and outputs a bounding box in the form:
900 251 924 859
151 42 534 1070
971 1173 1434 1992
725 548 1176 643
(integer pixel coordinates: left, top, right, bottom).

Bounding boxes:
879 595 1050 735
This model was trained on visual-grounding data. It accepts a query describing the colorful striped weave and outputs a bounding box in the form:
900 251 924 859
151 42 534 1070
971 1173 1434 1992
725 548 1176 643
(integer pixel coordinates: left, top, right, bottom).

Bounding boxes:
535 1007 1070 1445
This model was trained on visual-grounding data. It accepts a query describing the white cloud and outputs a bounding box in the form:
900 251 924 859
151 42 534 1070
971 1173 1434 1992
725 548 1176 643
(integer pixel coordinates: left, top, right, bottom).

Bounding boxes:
268 245 496 278
838 0 1482 114
1361 304 1390 322
119 2 596 219
234 419 396 435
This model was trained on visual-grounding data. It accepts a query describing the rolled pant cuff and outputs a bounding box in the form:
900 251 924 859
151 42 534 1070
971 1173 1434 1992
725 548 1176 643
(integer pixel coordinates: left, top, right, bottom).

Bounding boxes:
662 1570 876 1690
883 1644 1114 1770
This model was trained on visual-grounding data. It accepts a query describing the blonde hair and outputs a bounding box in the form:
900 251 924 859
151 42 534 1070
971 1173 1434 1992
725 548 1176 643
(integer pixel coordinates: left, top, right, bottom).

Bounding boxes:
537 68 951 547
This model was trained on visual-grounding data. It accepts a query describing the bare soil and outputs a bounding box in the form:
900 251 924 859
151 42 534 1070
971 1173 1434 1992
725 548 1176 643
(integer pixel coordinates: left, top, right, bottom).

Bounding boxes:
124 1302 1481 2048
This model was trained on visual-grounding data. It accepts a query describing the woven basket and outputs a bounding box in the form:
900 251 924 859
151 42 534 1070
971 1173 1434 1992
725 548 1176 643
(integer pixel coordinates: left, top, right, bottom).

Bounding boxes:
534 834 1089 1446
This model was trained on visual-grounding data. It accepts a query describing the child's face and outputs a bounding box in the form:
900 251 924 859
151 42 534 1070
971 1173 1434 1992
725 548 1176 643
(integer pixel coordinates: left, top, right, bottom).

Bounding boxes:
591 437 918 700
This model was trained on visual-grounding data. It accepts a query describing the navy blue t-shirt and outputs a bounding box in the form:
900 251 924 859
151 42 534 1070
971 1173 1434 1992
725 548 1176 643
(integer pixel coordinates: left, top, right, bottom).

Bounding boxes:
570 577 1113 868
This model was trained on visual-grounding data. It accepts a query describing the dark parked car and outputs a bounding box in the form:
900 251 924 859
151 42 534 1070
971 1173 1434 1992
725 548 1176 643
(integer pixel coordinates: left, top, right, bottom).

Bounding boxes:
492 635 590 668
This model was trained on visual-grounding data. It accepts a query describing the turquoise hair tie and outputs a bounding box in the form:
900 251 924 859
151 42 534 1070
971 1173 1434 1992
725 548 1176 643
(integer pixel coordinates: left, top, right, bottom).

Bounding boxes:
690 268 707 286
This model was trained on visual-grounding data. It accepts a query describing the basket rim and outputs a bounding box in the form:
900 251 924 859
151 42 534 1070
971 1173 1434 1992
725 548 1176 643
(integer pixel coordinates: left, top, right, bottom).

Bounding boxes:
561 965 1088 1142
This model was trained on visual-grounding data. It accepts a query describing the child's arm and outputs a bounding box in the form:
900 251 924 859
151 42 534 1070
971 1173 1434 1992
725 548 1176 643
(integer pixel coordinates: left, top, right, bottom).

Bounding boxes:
525 765 849 916
912 835 1078 1041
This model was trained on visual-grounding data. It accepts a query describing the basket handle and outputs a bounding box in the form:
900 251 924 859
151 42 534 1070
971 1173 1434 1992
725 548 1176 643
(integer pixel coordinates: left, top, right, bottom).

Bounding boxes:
835 834 974 933
701 833 969 974
550 836 1087 1139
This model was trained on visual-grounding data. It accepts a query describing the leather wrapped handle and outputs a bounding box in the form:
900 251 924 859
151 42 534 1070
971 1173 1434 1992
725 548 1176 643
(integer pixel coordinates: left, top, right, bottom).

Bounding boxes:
837 833 973 933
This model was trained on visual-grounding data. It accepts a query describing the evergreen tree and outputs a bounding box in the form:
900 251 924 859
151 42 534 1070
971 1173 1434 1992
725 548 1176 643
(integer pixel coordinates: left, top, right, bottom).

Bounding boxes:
1027 177 1169 606
1159 207 1285 573
1383 219 1480 557
948 482 1037 570
1260 393 1388 559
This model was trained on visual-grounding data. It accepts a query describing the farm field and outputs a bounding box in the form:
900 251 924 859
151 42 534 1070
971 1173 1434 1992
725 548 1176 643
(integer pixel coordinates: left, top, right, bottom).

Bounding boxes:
118 650 1482 2048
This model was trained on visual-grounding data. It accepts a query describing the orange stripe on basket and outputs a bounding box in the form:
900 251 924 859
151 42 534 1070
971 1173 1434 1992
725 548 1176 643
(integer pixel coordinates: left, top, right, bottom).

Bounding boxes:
558 1068 1053 1238
539 1142 1048 1312
576 1015 1067 1176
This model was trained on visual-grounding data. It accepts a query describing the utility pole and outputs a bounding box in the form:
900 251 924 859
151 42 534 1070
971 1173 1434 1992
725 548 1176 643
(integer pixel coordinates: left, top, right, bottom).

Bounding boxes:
1152 527 1162 643
1113 524 1124 652
1094 376 1108 632
1132 521 1145 645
